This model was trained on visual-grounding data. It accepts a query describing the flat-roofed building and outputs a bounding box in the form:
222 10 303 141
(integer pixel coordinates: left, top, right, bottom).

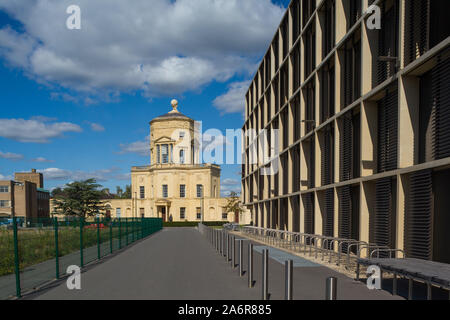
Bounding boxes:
242 0 450 263
0 169 50 219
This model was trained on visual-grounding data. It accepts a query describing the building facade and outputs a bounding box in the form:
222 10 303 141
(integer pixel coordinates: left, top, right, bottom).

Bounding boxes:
0 169 50 219
242 0 449 263
104 100 251 224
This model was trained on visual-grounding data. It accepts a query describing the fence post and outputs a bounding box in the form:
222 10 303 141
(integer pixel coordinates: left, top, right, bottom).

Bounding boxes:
110 219 113 254
97 217 101 260
80 217 84 268
118 218 122 249
126 218 129 246
132 217 135 243
12 217 21 298
54 217 60 279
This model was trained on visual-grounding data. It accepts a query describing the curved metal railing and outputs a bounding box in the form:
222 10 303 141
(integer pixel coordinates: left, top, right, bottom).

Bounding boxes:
240 226 400 274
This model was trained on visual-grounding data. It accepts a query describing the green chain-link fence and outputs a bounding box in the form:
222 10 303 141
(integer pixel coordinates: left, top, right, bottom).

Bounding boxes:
0 217 162 299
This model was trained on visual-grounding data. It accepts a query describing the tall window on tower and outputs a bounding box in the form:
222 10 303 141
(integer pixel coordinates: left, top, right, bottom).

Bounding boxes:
162 185 168 198
180 149 185 164
140 186 145 199
161 144 169 163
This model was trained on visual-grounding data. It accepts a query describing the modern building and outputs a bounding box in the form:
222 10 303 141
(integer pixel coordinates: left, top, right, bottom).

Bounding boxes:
0 169 50 219
103 100 251 224
242 0 449 263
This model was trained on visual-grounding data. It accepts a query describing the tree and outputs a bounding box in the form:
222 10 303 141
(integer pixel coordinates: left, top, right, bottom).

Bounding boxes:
122 185 131 199
222 191 245 223
52 179 106 218
116 186 123 198
51 187 65 198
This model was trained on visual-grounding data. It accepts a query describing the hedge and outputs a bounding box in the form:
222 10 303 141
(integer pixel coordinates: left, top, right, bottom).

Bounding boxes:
162 221 228 228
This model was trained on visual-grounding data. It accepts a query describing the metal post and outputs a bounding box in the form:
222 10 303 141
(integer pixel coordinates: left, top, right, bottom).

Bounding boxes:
408 278 413 300
232 236 236 268
216 230 218 252
285 260 293 300
248 243 253 288
427 283 432 300
110 219 113 254
392 273 397 296
97 217 101 260
226 233 229 261
12 217 21 298
220 230 223 256
119 218 122 249
239 240 243 277
325 277 337 300
356 262 360 281
80 217 84 268
262 249 269 300
54 217 60 279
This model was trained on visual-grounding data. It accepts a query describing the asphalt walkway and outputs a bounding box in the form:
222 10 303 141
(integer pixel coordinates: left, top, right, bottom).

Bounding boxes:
31 228 401 300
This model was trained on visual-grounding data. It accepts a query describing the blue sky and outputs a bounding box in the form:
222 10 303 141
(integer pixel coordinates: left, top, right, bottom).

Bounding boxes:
0 0 290 195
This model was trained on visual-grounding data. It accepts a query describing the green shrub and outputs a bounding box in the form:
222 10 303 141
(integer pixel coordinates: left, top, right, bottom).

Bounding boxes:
163 221 227 228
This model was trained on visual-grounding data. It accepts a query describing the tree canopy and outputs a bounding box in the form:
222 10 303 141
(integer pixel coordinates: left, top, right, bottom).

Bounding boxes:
222 191 244 215
52 179 106 218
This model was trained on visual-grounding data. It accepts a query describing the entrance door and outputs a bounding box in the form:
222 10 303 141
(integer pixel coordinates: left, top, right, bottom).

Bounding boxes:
234 210 239 223
161 207 166 222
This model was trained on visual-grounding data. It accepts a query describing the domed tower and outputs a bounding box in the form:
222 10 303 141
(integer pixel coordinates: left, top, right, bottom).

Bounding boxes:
130 100 223 222
149 100 199 166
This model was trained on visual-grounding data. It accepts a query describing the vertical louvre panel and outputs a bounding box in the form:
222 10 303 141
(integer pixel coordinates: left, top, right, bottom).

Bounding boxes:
377 88 398 173
377 0 399 85
405 170 433 260
374 177 395 255
305 81 315 133
321 125 334 186
323 189 334 247
404 0 429 66
340 115 353 181
303 193 315 237
431 49 450 160
349 0 361 28
343 34 361 108
338 186 351 253
308 137 315 188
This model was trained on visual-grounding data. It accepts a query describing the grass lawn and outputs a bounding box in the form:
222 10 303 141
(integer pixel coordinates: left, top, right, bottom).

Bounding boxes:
0 226 124 277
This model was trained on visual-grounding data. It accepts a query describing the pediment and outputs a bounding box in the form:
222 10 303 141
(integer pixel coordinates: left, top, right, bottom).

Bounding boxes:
154 136 176 143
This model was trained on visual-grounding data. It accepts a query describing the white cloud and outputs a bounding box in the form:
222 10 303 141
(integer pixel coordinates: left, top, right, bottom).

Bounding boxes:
0 118 82 143
213 80 251 114
222 178 240 186
32 157 54 163
38 167 130 182
0 151 24 161
0 174 13 180
89 123 105 132
0 0 285 99
221 185 241 197
119 136 150 156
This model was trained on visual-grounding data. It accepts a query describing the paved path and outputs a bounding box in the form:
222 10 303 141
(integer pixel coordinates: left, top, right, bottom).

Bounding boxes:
30 228 402 300
32 228 260 300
